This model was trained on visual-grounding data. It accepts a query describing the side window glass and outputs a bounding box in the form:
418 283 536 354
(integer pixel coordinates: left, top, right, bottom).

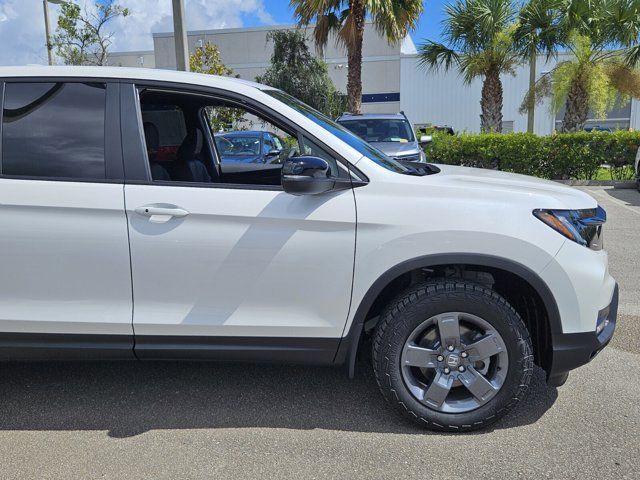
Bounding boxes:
205 103 298 184
1 82 106 180
139 91 214 184
300 136 341 177
135 88 347 188
264 135 275 153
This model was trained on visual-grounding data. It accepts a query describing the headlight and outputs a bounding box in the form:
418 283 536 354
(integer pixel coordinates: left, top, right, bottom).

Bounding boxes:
533 206 606 250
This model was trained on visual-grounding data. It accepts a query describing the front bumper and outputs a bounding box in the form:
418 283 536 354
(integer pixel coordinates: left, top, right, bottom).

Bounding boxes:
547 284 618 386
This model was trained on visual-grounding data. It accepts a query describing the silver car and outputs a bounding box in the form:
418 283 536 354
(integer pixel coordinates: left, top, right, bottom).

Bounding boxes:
336 112 431 163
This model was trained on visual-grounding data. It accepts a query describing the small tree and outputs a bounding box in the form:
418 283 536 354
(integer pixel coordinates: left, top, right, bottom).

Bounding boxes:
53 1 129 66
190 42 244 132
189 42 235 76
519 0 640 132
256 30 346 118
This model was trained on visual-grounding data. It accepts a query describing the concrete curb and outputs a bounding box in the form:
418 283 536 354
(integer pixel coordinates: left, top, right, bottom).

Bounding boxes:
553 180 638 189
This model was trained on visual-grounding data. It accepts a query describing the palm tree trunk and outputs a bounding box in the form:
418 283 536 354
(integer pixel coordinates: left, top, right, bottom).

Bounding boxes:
480 68 503 133
561 78 589 132
527 50 536 133
346 0 365 114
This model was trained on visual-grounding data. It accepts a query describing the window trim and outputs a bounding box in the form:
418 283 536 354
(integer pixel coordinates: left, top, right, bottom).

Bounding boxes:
124 81 366 189
0 79 124 184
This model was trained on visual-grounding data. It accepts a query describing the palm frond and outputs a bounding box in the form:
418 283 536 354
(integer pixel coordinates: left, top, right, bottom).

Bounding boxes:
605 61 640 98
519 72 554 113
625 44 640 67
314 12 341 53
370 0 424 43
417 41 461 72
514 0 563 58
289 0 342 24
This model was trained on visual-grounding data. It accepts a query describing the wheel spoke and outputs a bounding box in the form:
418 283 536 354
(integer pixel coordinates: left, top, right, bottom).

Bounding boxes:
458 367 499 404
422 372 454 409
437 313 461 348
403 344 439 368
465 333 504 362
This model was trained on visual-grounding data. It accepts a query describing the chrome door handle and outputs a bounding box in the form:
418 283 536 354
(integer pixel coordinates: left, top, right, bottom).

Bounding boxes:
134 205 189 224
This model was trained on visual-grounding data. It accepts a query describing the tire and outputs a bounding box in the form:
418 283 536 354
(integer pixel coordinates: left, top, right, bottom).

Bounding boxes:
372 279 533 432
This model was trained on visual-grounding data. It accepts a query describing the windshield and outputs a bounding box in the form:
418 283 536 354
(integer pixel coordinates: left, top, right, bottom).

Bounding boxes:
264 90 410 174
338 118 415 143
215 134 261 156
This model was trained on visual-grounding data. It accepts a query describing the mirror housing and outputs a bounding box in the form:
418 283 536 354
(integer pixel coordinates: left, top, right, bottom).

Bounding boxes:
281 156 335 195
419 135 433 145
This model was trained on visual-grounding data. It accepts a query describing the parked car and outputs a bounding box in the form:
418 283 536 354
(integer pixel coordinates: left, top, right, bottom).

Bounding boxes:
336 112 431 163
418 125 456 136
0 66 617 432
584 125 613 132
214 130 287 164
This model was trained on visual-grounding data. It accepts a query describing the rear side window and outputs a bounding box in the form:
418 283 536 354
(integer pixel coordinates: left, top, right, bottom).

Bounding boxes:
1 82 106 180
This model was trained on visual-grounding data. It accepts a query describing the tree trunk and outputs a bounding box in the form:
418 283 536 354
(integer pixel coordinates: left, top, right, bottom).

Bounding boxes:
561 77 589 133
527 49 536 133
480 69 503 133
346 0 365 114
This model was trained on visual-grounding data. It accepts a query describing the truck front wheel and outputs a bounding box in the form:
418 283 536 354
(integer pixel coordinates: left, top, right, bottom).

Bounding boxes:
372 279 534 431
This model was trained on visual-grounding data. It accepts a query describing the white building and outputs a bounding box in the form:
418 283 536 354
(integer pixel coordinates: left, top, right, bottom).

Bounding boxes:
108 24 640 134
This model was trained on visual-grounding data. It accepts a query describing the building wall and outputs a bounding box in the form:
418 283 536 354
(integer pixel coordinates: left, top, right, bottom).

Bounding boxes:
108 28 640 134
152 23 404 114
401 53 639 134
107 51 155 69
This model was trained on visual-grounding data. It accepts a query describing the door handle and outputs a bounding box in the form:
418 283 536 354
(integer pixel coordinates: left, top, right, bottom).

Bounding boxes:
134 205 189 224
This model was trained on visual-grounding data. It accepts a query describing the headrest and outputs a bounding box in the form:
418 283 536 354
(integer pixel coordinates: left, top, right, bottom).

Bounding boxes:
143 122 160 153
177 129 203 162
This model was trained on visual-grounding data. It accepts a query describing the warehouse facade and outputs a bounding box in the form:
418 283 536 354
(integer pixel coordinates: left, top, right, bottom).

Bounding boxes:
108 23 640 134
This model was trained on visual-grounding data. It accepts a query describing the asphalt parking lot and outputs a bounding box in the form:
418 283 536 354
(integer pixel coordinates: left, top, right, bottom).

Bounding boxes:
0 186 638 480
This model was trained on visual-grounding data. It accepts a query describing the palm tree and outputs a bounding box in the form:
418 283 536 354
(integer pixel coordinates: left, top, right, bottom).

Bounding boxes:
290 0 424 114
536 0 640 132
551 34 640 132
418 0 520 133
514 0 563 132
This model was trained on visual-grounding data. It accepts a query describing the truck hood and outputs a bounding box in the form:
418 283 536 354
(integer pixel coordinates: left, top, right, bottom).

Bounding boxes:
432 163 597 210
370 141 420 157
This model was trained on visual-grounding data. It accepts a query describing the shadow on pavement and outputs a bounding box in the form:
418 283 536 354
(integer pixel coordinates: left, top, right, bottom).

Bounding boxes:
0 354 558 438
605 187 640 207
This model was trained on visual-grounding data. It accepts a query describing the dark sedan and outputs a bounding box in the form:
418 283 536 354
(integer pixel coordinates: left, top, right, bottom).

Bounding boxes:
214 131 286 164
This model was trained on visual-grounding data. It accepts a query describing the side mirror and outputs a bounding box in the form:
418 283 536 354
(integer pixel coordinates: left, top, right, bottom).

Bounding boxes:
419 135 433 145
281 156 335 195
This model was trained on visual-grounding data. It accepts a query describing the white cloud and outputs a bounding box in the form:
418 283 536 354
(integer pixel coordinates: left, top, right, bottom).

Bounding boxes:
0 0 275 66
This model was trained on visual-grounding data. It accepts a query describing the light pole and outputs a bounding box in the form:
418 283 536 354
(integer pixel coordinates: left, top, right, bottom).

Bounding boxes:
172 0 189 71
43 0 63 66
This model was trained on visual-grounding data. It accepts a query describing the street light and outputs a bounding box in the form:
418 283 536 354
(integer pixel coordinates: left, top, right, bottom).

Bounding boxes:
43 0 63 66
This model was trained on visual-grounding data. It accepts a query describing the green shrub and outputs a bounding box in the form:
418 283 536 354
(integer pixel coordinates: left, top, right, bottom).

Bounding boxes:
424 130 640 180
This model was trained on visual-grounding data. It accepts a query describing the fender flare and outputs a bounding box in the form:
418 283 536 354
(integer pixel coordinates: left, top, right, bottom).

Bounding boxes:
334 253 562 378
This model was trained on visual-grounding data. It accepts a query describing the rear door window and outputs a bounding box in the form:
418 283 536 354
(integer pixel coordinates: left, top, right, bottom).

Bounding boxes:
1 82 106 180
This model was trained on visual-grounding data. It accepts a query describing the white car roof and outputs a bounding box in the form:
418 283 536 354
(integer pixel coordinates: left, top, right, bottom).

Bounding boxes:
0 65 274 92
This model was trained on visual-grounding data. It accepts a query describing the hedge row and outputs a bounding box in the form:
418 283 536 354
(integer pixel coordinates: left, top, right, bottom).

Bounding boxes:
423 131 640 180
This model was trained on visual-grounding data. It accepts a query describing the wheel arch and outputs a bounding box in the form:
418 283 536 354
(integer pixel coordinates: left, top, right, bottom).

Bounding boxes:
335 253 562 378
